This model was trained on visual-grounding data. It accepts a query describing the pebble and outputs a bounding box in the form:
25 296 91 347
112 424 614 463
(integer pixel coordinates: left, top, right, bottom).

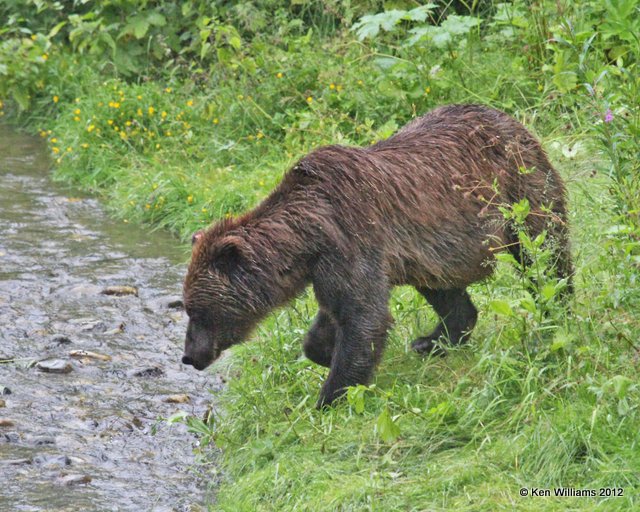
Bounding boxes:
0 418 15 427
33 436 56 446
57 474 92 486
0 399 5 408
52 334 72 345
103 323 125 335
69 350 112 362
1 386 11 395
101 285 138 297
130 366 164 378
34 454 71 468
167 298 184 310
36 359 73 374
163 394 190 404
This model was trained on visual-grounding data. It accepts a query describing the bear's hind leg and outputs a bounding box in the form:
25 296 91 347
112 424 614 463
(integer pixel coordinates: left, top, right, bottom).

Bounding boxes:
411 288 478 355
303 310 337 368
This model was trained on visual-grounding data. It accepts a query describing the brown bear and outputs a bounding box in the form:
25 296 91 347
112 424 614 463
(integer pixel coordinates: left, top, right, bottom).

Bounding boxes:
182 104 572 407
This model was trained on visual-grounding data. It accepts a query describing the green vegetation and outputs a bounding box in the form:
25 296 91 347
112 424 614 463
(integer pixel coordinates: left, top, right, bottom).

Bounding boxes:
2 1 639 510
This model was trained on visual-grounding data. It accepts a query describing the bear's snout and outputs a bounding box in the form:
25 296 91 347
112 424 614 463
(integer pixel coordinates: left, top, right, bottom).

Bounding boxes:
181 355 194 366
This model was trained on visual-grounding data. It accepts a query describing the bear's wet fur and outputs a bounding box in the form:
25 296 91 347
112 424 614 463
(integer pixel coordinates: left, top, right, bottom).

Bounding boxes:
182 104 573 407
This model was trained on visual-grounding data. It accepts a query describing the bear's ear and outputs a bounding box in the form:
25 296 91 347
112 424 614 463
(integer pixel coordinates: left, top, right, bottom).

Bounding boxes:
192 230 205 245
210 236 247 275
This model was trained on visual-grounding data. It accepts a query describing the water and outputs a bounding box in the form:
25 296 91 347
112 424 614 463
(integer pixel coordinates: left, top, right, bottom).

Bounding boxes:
0 126 219 511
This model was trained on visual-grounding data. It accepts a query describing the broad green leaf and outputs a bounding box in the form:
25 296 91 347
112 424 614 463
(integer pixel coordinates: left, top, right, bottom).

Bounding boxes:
490 299 514 317
541 283 557 301
441 15 481 36
495 252 519 266
166 410 189 424
48 21 67 39
147 11 166 27
431 30 452 48
553 71 578 93
376 406 400 443
403 5 437 22
519 294 538 314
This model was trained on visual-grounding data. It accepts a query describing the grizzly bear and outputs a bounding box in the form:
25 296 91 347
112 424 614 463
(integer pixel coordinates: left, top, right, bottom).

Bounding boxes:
182 104 572 407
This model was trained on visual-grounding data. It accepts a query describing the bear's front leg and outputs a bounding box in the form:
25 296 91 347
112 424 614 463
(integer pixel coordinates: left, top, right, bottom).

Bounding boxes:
303 309 338 368
312 255 392 408
316 300 391 408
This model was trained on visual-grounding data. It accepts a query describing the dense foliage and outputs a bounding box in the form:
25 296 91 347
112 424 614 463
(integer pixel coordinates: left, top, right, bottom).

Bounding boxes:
2 1 639 510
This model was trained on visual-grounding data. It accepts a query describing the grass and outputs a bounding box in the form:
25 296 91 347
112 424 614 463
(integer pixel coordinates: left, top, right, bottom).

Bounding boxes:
3 1 640 509
203 153 640 511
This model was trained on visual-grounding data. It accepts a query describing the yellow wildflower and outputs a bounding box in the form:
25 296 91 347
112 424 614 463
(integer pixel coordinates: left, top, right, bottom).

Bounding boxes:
73 116 80 122
125 120 132 127
424 86 431 94
52 147 60 154
165 87 172 93
336 84 343 92
187 195 193 204
81 143 89 149
213 118 219 124
107 119 113 125
74 108 81 115
237 95 244 100
186 99 194 107
113 102 120 108
137 108 143 117
202 207 208 213
156 143 160 149
53 95 59 103
145 204 151 209
51 137 58 143
165 130 172 136
306 96 313 104
276 72 283 78
161 111 167 119
137 95 142 100
31 35 37 41
87 124 95 133
66 147 72 152
42 54 48 61
329 83 335 90
148 106 155 115
257 131 264 139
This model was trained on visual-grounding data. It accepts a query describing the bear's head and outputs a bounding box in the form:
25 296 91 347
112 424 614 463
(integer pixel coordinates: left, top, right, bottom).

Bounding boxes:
181 228 266 370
